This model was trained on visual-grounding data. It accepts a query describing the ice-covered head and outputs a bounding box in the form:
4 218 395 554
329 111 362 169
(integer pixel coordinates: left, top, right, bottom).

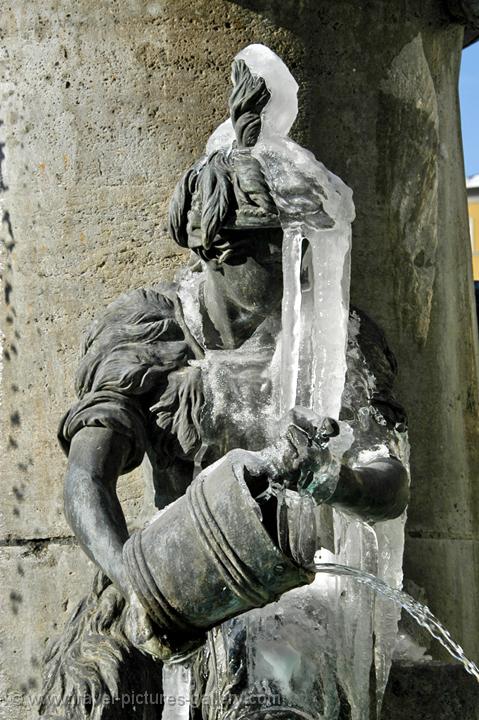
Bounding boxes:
206 44 298 153
235 44 298 139
169 46 290 257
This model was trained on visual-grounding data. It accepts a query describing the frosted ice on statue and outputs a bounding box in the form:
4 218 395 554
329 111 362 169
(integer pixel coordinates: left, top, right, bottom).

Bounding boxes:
40 45 409 720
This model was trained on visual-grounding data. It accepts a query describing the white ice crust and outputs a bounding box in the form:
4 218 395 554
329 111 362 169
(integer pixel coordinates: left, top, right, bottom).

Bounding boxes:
236 43 298 138
206 43 299 155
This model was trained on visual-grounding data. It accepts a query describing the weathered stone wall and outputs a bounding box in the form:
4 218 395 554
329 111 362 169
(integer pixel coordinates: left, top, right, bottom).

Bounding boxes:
0 4 305 717
1 1 478 718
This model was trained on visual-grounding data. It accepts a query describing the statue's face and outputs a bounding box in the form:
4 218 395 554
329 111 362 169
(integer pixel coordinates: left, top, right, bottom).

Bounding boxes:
187 226 283 272
190 226 285 324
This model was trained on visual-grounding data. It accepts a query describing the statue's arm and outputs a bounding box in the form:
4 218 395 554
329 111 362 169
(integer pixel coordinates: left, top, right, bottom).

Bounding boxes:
60 285 191 600
322 308 410 523
64 425 136 599
327 456 409 523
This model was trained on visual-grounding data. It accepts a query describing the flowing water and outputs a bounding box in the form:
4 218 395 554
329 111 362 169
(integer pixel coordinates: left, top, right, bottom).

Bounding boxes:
313 562 479 683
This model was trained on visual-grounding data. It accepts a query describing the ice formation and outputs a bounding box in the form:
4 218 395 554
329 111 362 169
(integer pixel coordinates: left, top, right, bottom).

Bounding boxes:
162 663 191 720
246 46 404 718
163 44 409 720
205 43 298 154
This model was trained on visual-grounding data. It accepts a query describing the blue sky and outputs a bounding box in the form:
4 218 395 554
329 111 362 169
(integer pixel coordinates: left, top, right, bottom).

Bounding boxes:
460 43 479 177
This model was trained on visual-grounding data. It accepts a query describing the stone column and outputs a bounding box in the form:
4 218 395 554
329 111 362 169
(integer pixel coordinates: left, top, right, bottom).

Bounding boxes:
284 0 479 662
1 2 478 717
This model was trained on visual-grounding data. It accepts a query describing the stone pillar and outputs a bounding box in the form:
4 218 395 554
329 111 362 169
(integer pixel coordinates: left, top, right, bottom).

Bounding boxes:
284 0 479 662
1 1 478 717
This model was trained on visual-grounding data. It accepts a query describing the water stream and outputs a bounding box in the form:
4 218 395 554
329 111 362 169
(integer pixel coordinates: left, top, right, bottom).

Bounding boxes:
313 562 479 683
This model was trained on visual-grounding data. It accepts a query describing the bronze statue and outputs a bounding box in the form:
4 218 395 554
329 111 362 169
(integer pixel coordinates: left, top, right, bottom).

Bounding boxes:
40 46 408 720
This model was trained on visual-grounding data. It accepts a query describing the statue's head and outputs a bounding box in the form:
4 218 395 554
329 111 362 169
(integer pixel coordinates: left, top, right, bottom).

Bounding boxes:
168 57 283 268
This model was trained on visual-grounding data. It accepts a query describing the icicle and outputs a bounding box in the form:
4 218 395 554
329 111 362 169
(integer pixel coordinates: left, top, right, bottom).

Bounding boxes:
374 516 406 716
332 517 378 720
279 229 303 414
310 224 351 420
162 663 191 720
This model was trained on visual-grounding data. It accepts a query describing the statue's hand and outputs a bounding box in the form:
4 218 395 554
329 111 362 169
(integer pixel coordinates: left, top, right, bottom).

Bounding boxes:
124 591 206 662
124 593 167 659
268 406 339 488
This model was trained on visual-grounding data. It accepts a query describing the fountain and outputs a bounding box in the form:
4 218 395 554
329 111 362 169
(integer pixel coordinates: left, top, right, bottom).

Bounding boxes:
39 44 476 720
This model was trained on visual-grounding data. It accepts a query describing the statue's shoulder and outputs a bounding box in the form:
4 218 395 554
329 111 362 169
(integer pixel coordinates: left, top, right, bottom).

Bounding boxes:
348 306 397 382
80 282 179 350
59 281 195 468
74 281 189 398
346 306 407 431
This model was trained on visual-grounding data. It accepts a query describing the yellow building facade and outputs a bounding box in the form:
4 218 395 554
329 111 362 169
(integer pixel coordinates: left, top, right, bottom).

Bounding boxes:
467 175 479 280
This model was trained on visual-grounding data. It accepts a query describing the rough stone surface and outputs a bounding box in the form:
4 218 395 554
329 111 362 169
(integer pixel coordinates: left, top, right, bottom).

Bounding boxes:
0 541 94 719
1 1 478 718
404 536 479 661
382 661 479 719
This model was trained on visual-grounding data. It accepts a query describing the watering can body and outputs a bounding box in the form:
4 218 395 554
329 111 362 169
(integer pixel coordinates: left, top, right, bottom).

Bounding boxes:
123 451 315 658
